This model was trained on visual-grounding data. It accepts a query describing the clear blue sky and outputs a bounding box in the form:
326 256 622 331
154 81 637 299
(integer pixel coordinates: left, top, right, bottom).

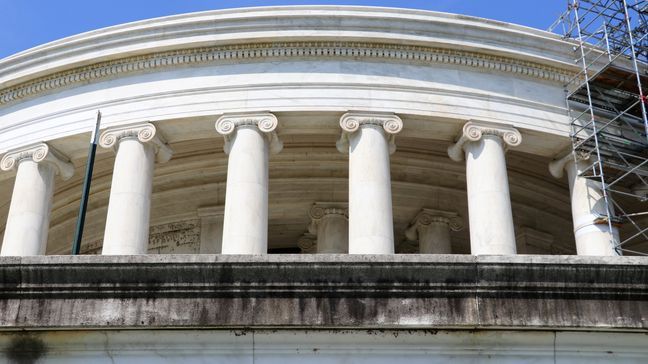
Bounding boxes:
0 0 567 59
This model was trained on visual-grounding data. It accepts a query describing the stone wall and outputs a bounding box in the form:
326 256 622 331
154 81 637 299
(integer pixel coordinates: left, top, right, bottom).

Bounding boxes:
0 255 646 330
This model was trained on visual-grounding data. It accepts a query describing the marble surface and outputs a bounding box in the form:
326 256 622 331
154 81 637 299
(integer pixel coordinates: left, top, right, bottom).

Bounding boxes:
0 326 647 363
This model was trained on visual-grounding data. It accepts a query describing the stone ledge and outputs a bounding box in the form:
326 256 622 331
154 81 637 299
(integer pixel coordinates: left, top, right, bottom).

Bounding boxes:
0 254 646 330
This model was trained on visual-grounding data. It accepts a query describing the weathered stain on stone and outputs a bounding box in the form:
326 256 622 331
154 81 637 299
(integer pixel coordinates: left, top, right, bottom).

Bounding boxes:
4 334 47 364
233 330 248 336
0 255 646 330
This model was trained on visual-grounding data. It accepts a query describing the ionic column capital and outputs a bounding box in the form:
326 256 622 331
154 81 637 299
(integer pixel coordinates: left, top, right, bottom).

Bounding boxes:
447 121 522 162
307 202 348 233
297 233 317 253
405 208 464 241
336 112 403 154
215 112 283 155
548 152 591 179
1 142 74 180
99 122 173 163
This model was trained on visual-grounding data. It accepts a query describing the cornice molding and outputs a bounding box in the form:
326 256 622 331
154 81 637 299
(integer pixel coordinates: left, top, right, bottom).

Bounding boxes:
99 122 174 163
447 120 522 162
0 142 74 180
215 112 283 155
405 208 464 241
337 112 403 154
0 41 573 106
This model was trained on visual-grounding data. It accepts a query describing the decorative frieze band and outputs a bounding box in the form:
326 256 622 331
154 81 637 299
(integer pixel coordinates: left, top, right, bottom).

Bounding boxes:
215 112 283 154
337 112 403 154
0 41 573 105
99 122 174 163
447 120 522 162
405 208 464 241
0 142 74 180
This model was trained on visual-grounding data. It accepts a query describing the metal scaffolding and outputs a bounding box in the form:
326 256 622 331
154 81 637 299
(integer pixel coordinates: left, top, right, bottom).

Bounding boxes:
549 0 648 255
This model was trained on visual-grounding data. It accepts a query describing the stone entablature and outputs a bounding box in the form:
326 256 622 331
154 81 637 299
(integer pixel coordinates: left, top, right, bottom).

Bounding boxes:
0 6 578 92
0 41 574 106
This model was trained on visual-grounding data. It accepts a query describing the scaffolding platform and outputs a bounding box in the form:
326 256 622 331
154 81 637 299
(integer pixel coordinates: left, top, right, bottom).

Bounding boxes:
569 64 648 118
550 0 648 255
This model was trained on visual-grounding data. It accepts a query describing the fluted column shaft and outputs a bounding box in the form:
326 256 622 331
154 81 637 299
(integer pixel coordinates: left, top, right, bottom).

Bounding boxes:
405 209 463 254
309 203 348 253
216 113 282 254
100 123 173 255
448 121 522 255
549 155 619 255
1 143 73 255
337 112 402 254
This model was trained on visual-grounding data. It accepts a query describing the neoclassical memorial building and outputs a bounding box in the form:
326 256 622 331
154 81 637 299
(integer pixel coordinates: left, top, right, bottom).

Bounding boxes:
0 5 647 363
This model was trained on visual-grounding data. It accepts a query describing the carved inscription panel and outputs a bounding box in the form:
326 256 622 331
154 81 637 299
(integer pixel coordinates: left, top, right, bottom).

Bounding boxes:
81 220 201 254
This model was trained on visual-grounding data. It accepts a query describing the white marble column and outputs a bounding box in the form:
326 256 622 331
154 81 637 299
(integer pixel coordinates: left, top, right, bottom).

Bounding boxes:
1 143 74 256
549 153 620 255
308 203 348 253
405 208 463 254
337 112 402 254
99 123 173 255
197 206 224 254
448 121 522 255
216 113 282 254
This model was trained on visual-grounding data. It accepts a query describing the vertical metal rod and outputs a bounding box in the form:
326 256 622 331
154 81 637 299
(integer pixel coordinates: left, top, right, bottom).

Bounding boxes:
603 21 613 61
622 0 648 140
72 111 102 255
